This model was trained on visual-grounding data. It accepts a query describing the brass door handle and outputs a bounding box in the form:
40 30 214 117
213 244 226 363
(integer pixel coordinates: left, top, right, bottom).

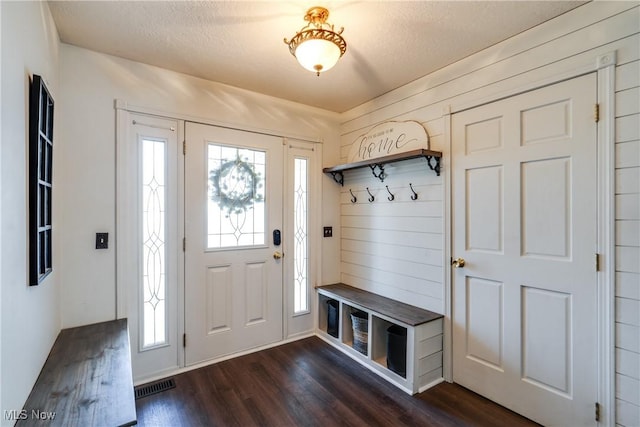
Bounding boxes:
452 257 466 268
273 251 283 260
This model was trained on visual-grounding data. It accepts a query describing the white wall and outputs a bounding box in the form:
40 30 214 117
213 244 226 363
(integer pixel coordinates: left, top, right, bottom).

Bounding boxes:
339 3 639 425
57 44 342 328
0 2 61 424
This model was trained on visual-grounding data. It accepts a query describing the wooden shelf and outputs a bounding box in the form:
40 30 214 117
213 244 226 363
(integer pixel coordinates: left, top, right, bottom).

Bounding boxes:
323 149 442 186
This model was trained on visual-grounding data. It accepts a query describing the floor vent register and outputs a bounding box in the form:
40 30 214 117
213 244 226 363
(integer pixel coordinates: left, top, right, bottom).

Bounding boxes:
134 378 176 399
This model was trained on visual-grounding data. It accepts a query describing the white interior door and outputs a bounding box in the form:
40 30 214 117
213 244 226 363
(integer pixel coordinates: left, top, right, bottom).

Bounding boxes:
451 74 598 426
184 122 283 365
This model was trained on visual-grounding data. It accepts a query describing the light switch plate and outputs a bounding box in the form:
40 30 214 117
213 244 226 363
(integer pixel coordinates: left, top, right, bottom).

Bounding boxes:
96 232 109 249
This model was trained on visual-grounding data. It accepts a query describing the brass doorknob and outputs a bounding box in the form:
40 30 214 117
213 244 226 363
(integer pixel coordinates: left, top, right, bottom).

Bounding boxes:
452 257 466 268
273 251 283 260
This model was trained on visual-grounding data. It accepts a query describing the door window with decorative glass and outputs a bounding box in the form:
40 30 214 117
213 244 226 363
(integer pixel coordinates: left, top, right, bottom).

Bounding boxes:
207 144 266 249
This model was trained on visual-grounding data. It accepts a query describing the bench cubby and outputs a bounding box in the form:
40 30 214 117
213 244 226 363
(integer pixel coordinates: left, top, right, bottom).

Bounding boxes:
371 315 402 375
316 283 444 394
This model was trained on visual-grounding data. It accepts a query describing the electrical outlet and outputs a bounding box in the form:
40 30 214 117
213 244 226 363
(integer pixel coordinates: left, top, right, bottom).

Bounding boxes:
96 232 109 249
323 226 333 238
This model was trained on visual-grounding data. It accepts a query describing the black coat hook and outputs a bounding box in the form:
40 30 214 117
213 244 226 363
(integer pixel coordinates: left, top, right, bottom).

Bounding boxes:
409 183 418 200
349 188 357 203
386 185 395 201
366 187 375 203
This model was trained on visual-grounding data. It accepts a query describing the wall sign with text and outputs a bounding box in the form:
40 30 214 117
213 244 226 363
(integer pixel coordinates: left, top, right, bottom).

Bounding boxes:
347 120 430 163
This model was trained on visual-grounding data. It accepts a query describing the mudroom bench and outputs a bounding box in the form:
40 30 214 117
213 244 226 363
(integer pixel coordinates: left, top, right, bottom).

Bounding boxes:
17 319 137 427
316 283 444 394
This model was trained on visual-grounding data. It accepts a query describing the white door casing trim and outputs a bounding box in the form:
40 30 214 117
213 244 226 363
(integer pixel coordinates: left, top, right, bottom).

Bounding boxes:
115 110 183 380
596 51 616 427
115 107 128 320
116 102 323 379
283 138 322 340
114 99 324 354
444 52 616 425
442 109 453 383
114 99 325 145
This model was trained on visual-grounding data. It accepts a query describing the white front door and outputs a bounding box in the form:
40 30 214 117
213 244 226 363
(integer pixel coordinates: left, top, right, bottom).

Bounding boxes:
451 74 598 426
184 122 284 365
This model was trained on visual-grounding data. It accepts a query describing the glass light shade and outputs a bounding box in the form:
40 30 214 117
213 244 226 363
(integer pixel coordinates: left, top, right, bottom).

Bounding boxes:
295 38 341 74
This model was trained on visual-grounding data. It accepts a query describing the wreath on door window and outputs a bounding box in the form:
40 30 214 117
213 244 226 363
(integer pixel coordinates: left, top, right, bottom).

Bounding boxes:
209 156 263 215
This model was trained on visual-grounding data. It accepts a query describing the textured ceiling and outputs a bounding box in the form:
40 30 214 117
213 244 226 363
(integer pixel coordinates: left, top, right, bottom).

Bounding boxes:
48 1 586 113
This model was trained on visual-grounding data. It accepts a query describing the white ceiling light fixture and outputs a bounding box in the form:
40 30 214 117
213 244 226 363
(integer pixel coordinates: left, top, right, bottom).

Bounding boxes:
284 6 347 76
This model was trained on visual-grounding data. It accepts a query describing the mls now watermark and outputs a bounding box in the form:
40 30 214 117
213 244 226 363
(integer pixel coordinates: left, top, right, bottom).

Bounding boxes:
4 409 56 421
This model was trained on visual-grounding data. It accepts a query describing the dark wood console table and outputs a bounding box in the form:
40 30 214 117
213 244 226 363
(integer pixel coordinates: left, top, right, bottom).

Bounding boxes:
17 319 136 426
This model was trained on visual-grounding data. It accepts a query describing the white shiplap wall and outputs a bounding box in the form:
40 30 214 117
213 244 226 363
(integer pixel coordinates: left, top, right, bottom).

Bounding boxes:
337 3 639 425
614 52 640 427
340 156 445 314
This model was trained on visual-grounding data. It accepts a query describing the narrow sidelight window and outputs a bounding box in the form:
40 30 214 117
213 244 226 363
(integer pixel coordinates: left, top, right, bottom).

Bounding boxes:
293 158 309 313
141 138 167 348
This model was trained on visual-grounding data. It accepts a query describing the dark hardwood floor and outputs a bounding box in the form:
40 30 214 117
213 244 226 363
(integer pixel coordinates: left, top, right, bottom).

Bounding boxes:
136 336 539 427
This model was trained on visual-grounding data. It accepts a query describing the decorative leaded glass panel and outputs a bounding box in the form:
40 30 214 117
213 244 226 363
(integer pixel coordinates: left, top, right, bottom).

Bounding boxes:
294 158 309 313
207 144 266 248
142 138 167 348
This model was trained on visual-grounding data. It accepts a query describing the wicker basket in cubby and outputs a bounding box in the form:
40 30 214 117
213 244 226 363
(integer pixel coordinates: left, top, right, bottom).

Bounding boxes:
350 311 368 355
